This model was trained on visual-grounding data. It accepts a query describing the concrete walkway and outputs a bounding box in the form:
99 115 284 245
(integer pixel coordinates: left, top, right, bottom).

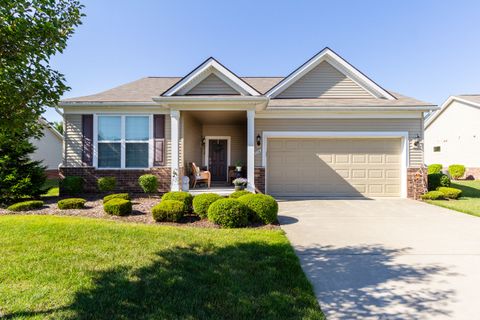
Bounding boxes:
278 199 480 320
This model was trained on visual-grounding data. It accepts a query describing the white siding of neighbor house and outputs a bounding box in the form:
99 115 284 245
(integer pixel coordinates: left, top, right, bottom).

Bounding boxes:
425 100 480 167
254 118 423 167
185 73 240 95
30 125 62 169
277 61 374 99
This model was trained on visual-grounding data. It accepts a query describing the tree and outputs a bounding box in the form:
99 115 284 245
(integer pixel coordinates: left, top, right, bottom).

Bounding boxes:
0 0 84 138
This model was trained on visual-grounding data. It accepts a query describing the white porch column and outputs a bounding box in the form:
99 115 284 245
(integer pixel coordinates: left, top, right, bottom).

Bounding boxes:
170 110 180 191
247 109 255 192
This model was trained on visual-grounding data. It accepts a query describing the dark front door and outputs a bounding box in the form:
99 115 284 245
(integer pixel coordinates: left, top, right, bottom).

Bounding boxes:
209 139 228 181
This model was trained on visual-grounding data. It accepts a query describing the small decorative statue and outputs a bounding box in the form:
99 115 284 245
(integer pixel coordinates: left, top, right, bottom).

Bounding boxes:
233 178 248 191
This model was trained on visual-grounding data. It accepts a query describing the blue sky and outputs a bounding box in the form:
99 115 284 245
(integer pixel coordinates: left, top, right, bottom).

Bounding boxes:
46 0 480 122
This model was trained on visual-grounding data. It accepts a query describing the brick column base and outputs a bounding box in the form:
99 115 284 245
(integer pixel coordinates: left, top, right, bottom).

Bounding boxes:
465 167 480 180
407 167 428 200
254 167 265 194
59 167 171 194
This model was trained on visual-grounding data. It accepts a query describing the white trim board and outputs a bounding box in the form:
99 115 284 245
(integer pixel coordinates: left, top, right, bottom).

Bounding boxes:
204 136 231 182
163 58 260 97
265 48 396 100
261 131 409 198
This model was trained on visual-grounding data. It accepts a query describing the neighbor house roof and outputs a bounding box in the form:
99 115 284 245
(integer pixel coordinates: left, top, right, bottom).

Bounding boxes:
61 76 433 107
425 95 480 129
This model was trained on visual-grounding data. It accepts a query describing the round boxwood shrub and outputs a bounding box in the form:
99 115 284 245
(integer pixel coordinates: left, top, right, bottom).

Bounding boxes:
60 176 84 195
97 177 116 192
103 193 130 204
162 191 193 212
207 198 248 228
229 190 252 199
138 174 158 194
238 194 278 224
103 198 132 216
58 198 86 209
428 173 451 191
421 191 445 200
152 200 184 222
427 164 443 174
7 200 44 212
437 187 462 199
448 164 466 180
192 193 222 218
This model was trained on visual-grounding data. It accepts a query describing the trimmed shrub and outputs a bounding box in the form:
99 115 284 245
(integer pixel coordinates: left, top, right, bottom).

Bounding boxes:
152 200 184 222
207 198 248 228
58 198 86 209
7 200 44 212
448 164 466 180
437 187 462 199
229 190 252 199
421 191 445 200
60 176 84 195
162 191 193 212
427 164 443 174
97 177 116 192
138 174 158 194
103 193 130 204
238 194 279 224
428 173 451 191
192 193 222 218
103 198 132 216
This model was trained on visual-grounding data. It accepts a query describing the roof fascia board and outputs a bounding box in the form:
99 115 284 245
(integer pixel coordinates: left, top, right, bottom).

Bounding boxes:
265 48 396 100
265 106 437 112
162 58 260 96
425 96 480 129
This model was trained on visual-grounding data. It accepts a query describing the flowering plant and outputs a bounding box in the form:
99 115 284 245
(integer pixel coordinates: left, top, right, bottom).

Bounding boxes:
232 178 248 187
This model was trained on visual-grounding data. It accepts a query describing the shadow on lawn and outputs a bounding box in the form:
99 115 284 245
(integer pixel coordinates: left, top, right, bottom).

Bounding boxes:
451 182 480 198
296 245 457 320
5 242 324 320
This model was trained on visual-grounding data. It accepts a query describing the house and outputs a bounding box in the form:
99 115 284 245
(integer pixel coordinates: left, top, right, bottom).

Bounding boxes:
58 48 436 198
425 95 480 179
30 118 63 178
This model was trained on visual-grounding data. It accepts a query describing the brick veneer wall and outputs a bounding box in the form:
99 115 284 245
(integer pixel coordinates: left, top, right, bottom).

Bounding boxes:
464 167 480 180
407 167 428 200
59 167 171 194
45 169 59 179
254 167 265 194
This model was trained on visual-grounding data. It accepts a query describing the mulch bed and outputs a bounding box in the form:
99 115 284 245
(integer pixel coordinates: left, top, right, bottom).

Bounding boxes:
0 194 279 229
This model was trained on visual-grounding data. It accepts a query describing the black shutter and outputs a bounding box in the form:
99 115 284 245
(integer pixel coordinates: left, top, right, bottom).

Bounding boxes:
82 115 93 166
153 115 165 166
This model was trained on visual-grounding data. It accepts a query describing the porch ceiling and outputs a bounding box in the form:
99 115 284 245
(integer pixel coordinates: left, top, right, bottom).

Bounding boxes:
186 110 246 125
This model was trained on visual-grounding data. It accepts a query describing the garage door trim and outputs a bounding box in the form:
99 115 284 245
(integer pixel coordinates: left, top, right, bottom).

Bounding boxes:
262 131 409 198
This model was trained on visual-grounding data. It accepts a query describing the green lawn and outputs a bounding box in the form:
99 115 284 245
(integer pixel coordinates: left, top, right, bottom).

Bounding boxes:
0 215 324 319
41 179 59 197
426 180 480 217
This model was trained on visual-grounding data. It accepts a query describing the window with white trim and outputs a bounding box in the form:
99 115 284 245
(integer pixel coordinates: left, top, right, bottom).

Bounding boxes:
97 115 151 168
433 146 441 152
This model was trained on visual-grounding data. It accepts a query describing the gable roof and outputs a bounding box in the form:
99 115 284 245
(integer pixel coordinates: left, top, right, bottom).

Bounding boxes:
425 95 480 129
265 47 396 100
38 117 63 140
162 57 260 96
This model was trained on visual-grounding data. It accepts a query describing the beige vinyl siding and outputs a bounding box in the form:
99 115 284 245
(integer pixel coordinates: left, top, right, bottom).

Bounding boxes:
185 74 240 95
182 112 202 169
255 118 423 167
64 114 83 167
202 125 246 166
277 61 374 98
164 114 172 167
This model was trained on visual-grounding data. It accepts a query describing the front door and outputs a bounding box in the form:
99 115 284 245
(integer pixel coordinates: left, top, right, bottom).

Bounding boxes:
208 139 228 181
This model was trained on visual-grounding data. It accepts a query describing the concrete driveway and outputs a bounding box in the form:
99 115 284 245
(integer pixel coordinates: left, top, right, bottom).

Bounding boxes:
278 198 480 320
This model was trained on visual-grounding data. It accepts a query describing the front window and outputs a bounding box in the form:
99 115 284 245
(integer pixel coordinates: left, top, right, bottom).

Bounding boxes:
97 115 151 168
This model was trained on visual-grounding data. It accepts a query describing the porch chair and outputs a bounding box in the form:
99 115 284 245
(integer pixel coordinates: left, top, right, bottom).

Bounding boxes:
190 162 211 189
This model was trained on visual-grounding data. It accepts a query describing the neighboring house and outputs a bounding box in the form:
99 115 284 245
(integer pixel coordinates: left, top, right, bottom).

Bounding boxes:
30 118 63 178
425 95 480 179
58 47 436 198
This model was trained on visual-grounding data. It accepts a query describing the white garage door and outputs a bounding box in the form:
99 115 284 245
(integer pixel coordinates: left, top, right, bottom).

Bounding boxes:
267 138 402 197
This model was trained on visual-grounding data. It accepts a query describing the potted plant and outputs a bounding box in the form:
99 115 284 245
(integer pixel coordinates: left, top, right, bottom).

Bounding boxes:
235 160 243 172
233 178 248 191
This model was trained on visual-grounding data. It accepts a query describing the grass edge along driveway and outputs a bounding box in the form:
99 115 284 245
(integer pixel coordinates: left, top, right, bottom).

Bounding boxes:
0 215 325 320
426 180 480 217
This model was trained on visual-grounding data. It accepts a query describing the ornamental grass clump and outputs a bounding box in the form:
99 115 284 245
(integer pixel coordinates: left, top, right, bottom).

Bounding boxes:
207 198 248 228
238 194 279 224
103 198 132 216
7 200 44 212
192 193 222 218
152 200 185 222
57 198 86 209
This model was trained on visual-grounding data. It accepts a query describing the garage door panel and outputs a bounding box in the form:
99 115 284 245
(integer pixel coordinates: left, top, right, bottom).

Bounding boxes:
267 138 402 197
